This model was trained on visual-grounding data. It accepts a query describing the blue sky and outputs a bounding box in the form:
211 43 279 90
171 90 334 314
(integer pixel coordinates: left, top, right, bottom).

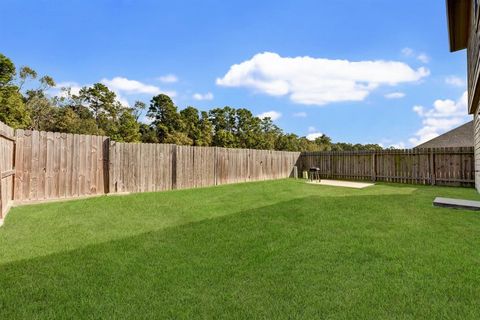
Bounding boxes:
0 0 470 147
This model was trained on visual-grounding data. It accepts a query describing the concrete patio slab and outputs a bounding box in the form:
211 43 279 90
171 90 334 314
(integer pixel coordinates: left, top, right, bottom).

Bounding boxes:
433 197 480 211
307 179 374 189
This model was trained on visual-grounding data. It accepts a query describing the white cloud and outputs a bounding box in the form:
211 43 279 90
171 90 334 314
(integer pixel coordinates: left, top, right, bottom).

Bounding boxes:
409 91 470 146
51 81 133 107
412 105 424 116
100 77 176 107
101 77 165 95
217 52 429 106
53 81 83 97
257 110 282 121
139 114 154 125
401 47 414 57
445 75 466 87
384 92 406 99
51 77 175 108
157 74 178 83
389 142 406 149
306 126 323 140
401 48 430 63
306 132 323 141
192 92 214 101
115 92 131 107
416 53 430 64
293 112 307 117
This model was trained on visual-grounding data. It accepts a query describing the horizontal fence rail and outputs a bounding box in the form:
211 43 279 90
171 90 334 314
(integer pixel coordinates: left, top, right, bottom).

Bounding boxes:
299 148 475 187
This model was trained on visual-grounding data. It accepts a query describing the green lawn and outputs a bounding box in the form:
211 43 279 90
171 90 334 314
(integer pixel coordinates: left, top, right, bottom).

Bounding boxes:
1 179 480 319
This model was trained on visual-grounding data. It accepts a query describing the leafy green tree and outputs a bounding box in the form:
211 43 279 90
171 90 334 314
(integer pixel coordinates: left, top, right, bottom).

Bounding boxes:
18 66 37 90
314 134 332 151
180 106 201 145
53 87 95 129
53 107 102 135
361 143 383 151
209 106 238 147
259 117 282 150
212 129 237 148
0 54 31 128
79 83 121 135
25 76 57 131
235 108 262 149
133 100 146 121
0 54 15 85
117 110 141 142
197 111 213 146
275 133 301 151
0 87 31 128
56 83 140 141
164 131 193 145
25 90 55 131
139 123 159 143
209 107 235 128
147 94 184 143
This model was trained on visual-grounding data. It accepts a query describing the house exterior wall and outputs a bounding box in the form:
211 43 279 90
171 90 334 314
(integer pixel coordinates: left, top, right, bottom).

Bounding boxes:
475 109 480 191
467 2 480 114
467 1 480 192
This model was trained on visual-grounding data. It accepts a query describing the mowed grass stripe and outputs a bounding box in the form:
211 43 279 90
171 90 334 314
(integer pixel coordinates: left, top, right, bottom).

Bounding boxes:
0 180 479 319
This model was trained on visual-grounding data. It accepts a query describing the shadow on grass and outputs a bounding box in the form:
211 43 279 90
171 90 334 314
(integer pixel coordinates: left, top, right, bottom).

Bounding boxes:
1 194 479 319
0 181 422 265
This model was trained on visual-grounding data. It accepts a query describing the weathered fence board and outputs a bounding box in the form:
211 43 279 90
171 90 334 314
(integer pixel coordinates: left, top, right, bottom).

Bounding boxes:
299 147 475 186
14 130 109 203
0 121 15 219
109 143 300 193
109 142 174 193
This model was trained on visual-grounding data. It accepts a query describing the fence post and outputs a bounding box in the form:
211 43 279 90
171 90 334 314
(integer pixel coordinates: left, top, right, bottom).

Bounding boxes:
371 151 376 182
107 139 113 194
214 147 218 186
329 153 332 179
171 144 177 190
429 148 436 185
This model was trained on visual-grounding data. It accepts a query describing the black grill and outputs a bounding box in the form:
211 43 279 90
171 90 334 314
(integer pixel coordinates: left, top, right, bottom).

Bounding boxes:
308 167 321 181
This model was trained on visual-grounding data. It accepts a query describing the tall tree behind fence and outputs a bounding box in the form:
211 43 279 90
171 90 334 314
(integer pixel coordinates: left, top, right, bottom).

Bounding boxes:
299 148 475 186
108 142 300 193
0 122 15 219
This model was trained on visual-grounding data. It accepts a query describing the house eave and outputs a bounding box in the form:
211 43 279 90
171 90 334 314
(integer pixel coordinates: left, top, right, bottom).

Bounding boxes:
447 0 470 52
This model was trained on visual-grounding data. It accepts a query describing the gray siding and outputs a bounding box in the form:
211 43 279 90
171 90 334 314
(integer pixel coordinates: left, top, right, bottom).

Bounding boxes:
468 0 480 113
475 108 480 191
467 1 480 192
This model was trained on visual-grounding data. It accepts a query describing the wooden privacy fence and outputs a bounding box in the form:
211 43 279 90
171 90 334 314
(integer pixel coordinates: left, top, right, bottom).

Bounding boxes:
299 148 475 186
14 130 109 203
109 142 300 193
1 120 299 213
0 122 15 219
1 118 478 221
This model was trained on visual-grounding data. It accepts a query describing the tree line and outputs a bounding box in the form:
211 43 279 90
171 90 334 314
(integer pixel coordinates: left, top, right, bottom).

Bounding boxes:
0 53 383 152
